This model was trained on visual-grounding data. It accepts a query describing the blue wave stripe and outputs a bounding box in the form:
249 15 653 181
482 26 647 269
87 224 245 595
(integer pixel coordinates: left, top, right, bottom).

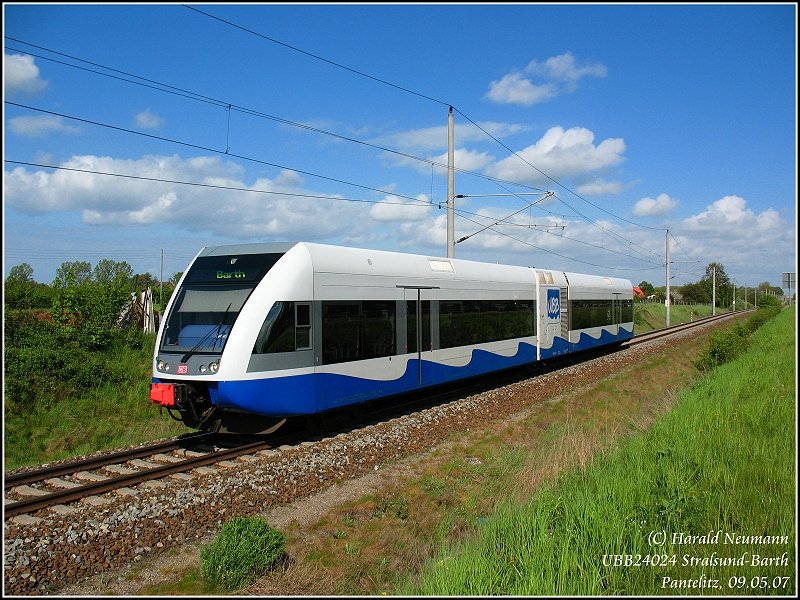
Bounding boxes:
213 328 630 417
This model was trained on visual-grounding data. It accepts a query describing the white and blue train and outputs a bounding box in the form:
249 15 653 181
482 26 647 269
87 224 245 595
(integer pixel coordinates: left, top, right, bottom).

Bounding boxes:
150 242 634 433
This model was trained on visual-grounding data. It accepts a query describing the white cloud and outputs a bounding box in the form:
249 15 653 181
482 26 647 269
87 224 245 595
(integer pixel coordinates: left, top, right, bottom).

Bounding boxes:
430 148 496 176
633 193 678 217
2 154 368 240
369 194 432 222
576 179 624 196
3 53 48 95
486 126 625 184
684 195 756 230
525 52 607 85
486 73 557 107
8 115 80 137
677 195 792 277
486 52 607 106
135 109 163 130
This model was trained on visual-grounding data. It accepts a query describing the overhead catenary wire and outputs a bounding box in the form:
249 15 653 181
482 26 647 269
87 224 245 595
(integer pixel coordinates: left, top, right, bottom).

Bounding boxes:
5 10 700 276
4 40 561 200
172 7 677 264
4 159 438 210
5 102 434 207
5 35 654 253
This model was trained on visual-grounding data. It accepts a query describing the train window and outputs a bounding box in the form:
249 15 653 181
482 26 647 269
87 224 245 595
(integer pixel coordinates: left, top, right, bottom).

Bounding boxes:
322 301 396 364
622 299 634 322
295 303 312 350
406 300 431 354
440 299 534 348
363 301 396 359
570 299 615 329
253 301 295 354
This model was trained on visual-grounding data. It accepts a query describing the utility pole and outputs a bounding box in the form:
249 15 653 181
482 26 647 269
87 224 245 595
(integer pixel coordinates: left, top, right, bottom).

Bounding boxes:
447 106 455 258
665 229 670 327
733 280 736 312
712 266 716 316
160 249 164 307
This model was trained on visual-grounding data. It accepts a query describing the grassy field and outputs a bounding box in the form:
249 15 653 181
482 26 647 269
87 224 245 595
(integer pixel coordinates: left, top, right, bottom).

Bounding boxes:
3 333 187 470
399 307 795 595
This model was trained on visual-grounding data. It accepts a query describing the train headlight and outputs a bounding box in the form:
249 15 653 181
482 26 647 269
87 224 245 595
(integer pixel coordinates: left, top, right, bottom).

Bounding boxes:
209 362 219 373
157 360 170 372
199 364 208 373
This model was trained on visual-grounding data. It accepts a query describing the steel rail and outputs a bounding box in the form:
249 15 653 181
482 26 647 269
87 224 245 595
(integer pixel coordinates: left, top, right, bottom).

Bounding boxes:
4 432 213 490
4 439 274 518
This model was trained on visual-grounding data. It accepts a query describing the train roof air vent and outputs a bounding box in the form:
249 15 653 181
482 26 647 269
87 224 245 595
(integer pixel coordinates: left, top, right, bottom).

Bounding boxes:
428 258 454 273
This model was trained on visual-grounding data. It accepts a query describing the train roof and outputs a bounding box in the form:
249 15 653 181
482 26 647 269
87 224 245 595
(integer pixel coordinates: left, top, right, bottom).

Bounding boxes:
193 241 631 288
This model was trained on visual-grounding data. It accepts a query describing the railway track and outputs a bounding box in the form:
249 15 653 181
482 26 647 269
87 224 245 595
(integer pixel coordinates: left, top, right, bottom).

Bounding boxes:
4 435 282 519
3 309 746 521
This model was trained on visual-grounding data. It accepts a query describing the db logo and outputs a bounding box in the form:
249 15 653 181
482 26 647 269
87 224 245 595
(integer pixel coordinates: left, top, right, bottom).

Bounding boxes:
547 289 561 319
178 364 188 374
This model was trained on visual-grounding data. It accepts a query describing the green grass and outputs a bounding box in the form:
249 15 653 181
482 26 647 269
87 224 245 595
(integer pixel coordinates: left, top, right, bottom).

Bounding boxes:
400 307 795 596
4 336 186 470
634 303 717 333
200 517 286 592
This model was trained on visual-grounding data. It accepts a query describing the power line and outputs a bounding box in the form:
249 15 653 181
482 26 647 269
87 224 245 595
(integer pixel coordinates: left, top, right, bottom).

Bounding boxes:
3 159 436 211
4 38 556 202
181 5 451 107
6 15 698 275
175 8 673 263
5 101 434 206
452 205 664 267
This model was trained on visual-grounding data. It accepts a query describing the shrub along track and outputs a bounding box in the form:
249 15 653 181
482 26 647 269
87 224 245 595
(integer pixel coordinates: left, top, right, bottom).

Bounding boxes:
3 314 742 595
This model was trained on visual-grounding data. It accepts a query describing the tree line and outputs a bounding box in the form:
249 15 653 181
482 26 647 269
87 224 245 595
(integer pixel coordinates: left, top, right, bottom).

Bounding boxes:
4 259 182 311
636 262 784 308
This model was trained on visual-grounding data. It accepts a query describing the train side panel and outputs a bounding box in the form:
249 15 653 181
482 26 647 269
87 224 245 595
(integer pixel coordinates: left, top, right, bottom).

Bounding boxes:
565 271 634 350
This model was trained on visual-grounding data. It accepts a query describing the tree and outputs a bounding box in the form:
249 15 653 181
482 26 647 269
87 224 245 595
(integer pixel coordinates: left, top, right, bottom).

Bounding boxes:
701 262 731 307
131 272 159 291
679 281 711 304
4 263 52 309
54 261 92 288
93 259 133 284
6 263 34 284
638 281 655 297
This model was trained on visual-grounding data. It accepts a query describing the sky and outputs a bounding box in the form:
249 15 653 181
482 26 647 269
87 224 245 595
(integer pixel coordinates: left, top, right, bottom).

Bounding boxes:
3 2 797 295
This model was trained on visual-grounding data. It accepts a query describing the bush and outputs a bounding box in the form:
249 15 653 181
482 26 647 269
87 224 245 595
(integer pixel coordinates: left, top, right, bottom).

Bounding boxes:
3 309 136 415
694 324 750 372
201 517 286 591
693 306 781 372
743 305 781 334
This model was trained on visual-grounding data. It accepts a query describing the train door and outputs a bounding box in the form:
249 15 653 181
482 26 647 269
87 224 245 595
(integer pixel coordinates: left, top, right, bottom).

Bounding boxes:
560 286 570 352
537 284 563 359
400 286 435 386
612 292 622 336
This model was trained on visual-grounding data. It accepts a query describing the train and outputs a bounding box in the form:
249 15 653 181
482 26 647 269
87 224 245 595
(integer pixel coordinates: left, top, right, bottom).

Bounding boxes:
149 242 634 434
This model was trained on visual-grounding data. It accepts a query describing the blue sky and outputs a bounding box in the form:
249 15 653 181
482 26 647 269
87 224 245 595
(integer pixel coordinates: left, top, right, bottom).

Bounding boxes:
3 3 797 294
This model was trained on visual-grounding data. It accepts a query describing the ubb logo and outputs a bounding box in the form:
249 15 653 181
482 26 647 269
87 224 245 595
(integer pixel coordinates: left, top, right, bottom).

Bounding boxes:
547 289 561 319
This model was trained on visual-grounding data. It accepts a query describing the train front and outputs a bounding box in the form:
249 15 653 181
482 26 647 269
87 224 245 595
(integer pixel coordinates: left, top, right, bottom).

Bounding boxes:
149 243 298 433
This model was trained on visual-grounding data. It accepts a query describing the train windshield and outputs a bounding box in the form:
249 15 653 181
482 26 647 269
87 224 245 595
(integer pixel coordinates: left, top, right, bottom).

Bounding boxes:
159 252 283 354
